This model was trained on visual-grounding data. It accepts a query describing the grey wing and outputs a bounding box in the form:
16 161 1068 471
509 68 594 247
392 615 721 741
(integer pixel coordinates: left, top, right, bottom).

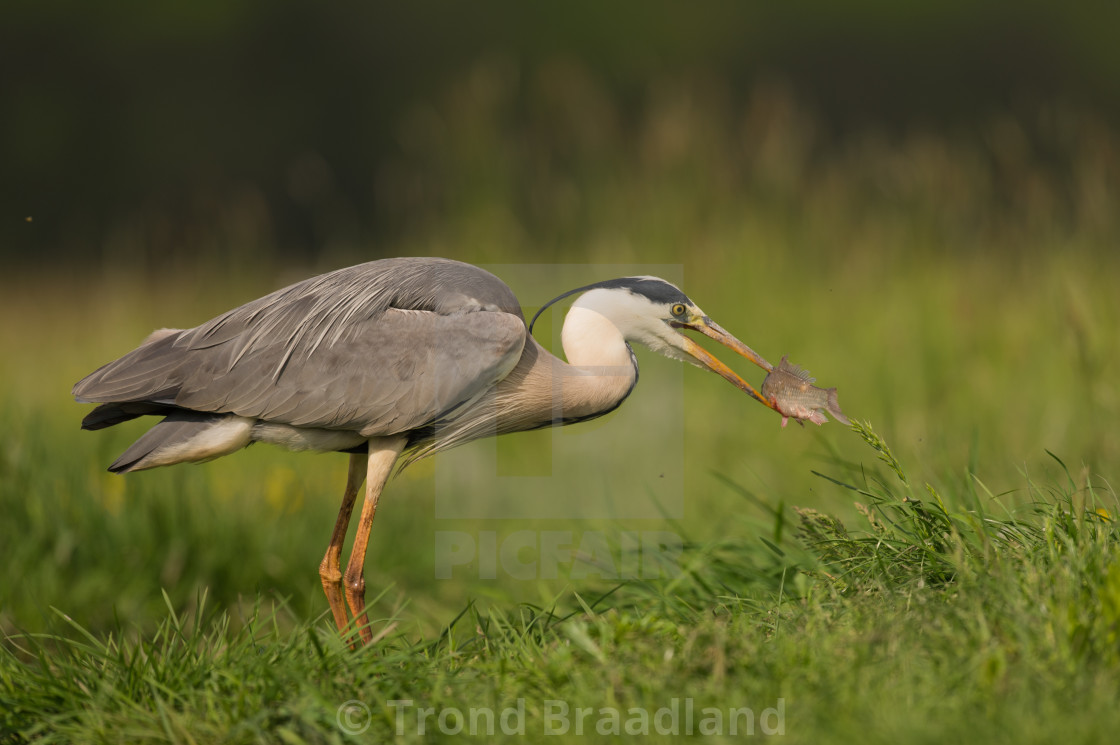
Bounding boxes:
186 308 527 435
74 258 528 435
75 308 527 437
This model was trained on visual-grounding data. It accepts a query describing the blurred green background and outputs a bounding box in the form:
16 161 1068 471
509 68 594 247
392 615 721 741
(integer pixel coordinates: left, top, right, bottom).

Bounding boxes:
6 0 1120 268
2 1 1118 635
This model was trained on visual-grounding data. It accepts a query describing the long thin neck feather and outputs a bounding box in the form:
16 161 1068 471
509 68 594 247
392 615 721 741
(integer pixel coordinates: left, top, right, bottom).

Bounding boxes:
494 306 637 430
405 306 638 462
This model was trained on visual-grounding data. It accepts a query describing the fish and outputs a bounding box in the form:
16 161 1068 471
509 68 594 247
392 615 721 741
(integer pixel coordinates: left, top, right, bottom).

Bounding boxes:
760 355 850 428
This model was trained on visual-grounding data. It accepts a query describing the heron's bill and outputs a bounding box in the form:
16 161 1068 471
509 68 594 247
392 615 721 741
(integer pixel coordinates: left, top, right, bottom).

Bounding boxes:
676 321 778 411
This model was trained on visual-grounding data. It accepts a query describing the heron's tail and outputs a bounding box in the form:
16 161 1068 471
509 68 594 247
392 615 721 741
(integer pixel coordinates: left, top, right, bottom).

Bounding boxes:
108 412 254 473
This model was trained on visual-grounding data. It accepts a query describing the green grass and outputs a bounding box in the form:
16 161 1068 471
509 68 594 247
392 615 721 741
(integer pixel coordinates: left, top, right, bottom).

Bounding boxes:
3 422 1118 743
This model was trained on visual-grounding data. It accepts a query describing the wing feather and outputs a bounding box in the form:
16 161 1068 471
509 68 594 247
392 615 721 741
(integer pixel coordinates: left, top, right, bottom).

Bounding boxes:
74 258 527 438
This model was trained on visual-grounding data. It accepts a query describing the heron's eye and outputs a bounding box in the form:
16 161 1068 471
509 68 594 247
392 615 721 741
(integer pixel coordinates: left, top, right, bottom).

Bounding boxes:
671 303 687 317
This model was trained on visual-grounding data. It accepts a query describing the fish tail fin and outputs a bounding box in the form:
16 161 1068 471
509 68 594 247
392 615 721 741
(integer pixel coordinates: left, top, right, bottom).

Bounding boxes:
825 388 850 425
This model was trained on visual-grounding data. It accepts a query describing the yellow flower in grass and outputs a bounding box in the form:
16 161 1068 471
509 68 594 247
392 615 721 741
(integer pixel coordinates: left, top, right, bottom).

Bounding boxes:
265 466 304 515
100 471 125 516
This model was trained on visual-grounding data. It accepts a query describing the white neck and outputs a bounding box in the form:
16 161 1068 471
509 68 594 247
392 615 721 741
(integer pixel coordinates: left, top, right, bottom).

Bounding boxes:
415 284 698 457
536 304 637 420
426 298 641 452
562 306 635 369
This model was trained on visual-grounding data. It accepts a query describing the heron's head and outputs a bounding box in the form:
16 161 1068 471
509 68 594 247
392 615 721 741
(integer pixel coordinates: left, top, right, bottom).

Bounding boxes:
530 277 779 409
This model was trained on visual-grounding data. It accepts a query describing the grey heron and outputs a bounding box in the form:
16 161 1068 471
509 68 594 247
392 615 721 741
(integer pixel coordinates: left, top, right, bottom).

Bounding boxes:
74 257 780 644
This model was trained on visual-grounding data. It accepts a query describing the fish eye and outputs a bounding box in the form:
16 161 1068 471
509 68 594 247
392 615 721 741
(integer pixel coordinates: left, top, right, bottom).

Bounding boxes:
671 303 687 317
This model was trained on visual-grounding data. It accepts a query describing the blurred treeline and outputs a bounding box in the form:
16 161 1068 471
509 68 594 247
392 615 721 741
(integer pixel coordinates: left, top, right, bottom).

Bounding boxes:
4 0 1119 273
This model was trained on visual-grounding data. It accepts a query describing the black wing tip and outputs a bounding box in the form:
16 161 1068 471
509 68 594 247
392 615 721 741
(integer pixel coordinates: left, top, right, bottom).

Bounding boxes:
79 402 181 431
81 404 127 431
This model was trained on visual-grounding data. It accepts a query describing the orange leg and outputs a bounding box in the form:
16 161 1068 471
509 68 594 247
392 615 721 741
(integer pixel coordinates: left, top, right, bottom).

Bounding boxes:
318 452 367 638
343 436 407 645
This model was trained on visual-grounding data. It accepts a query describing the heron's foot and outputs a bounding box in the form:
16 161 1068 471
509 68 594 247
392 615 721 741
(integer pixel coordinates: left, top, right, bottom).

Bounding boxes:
322 437 406 649
344 571 372 645
319 558 351 639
